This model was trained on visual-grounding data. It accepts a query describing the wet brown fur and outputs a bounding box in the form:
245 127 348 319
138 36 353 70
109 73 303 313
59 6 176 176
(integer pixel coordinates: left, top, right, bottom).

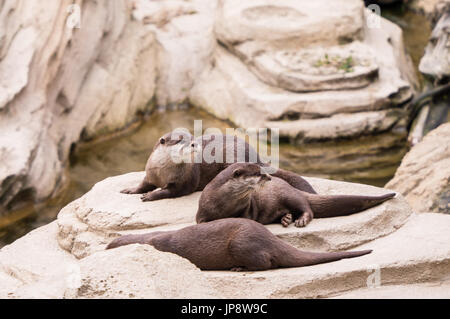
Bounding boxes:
106 218 372 271
121 131 316 201
196 163 396 228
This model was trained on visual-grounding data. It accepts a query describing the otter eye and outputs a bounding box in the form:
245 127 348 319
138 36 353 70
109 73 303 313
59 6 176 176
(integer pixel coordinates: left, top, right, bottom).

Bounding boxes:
233 169 242 177
191 143 195 148
160 138 165 145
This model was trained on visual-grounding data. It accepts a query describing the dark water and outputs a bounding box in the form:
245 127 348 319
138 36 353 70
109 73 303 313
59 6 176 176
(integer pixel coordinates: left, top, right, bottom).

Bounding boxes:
0 7 431 248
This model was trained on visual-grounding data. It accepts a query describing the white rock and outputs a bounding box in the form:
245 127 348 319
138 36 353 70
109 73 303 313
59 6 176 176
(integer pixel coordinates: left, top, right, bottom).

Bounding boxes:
386 123 450 214
0 0 157 212
66 244 218 299
56 171 412 259
1 172 449 298
190 2 416 141
204 213 450 298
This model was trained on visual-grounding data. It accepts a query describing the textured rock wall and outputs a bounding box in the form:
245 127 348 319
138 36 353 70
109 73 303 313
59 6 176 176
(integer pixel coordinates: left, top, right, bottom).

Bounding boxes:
386 123 450 214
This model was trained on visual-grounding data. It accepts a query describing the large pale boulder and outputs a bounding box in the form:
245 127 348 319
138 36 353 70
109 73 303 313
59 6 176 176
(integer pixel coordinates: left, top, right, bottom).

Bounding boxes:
409 0 449 16
190 0 417 143
56 171 412 259
204 213 450 298
0 222 78 298
65 244 218 299
418 1 450 80
0 0 157 214
132 0 218 107
0 0 217 216
386 123 450 214
1 172 449 298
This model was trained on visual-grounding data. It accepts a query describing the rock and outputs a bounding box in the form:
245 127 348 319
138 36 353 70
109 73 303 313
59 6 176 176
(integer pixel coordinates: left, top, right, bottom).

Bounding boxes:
419 2 450 80
386 123 450 214
409 0 449 17
0 222 78 298
0 0 219 215
56 171 412 259
132 0 218 108
248 42 379 92
190 0 416 142
0 221 218 299
1 172 449 298
65 244 217 299
204 213 450 298
0 0 157 214
333 280 450 298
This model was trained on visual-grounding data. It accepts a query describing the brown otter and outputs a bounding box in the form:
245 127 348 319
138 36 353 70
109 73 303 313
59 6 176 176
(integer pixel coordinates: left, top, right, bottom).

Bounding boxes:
120 130 316 201
196 163 396 228
106 218 372 271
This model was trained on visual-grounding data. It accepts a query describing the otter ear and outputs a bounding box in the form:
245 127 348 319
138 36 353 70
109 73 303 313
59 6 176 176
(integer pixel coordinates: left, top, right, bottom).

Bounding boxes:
159 138 165 145
233 168 242 178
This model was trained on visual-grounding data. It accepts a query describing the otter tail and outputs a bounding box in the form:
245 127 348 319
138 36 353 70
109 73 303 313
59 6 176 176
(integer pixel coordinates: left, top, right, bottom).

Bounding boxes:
305 192 396 218
280 247 372 268
106 232 165 250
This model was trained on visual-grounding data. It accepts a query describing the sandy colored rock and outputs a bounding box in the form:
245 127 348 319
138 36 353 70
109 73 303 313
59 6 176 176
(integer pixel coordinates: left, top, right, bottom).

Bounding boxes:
409 0 449 16
419 2 450 79
203 213 450 298
0 222 78 298
56 171 412 259
0 0 216 215
132 0 218 107
65 244 218 299
386 123 450 214
215 0 365 48
190 1 416 141
332 280 450 299
0 172 449 298
0 0 157 214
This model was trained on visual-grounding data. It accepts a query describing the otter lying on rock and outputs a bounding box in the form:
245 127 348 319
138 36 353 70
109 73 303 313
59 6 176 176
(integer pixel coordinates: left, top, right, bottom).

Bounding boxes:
120 130 316 201
106 218 372 271
196 163 396 228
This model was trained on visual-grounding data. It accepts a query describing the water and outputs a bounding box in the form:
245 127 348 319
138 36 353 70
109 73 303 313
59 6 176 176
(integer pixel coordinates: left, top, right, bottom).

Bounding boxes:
0 7 432 248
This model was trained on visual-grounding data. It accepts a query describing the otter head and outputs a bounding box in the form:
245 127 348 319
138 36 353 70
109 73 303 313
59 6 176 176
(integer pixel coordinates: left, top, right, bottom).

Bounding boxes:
149 130 199 165
153 130 193 151
228 163 272 183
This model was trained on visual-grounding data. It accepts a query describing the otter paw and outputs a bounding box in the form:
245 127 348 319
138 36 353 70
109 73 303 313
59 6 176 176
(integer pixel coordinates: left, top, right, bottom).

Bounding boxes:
140 193 155 201
294 213 313 228
281 213 293 227
121 187 138 194
231 267 245 272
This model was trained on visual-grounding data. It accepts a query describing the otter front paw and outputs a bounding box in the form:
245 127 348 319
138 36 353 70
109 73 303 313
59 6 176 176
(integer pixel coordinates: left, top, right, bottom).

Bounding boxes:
120 187 140 194
294 212 313 228
230 267 245 272
281 213 293 227
140 193 156 201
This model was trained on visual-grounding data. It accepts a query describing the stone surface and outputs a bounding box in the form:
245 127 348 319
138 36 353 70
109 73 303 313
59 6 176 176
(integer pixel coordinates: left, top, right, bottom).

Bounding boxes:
65 244 218 299
190 0 416 142
418 2 450 80
248 42 379 92
0 0 216 216
1 172 449 298
332 280 450 299
0 222 78 298
386 123 450 214
0 0 418 217
132 0 218 107
0 0 157 214
409 0 449 16
56 171 412 259
204 213 450 298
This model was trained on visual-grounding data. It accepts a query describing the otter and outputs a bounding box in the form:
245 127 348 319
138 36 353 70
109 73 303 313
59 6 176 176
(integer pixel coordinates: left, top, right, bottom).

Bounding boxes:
196 163 396 228
106 218 372 271
120 130 316 201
